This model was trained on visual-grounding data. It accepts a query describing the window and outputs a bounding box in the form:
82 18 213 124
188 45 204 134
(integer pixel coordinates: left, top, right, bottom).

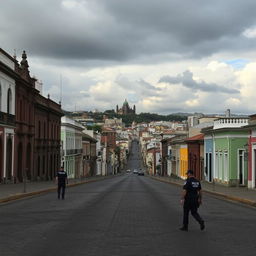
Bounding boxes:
20 100 22 120
224 152 228 181
38 121 41 138
44 122 46 139
215 152 218 179
238 150 245 185
7 88 12 114
219 153 223 181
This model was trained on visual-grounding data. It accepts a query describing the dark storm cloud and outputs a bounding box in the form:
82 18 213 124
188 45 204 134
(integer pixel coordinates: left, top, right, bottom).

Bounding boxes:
159 70 239 94
1 0 256 63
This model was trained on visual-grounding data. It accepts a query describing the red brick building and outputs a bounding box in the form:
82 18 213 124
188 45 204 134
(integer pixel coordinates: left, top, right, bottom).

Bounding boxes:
101 128 116 149
186 133 204 180
82 133 97 177
14 51 63 182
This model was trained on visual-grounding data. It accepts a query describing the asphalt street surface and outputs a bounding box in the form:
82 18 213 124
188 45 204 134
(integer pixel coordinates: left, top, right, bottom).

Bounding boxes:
1 141 256 256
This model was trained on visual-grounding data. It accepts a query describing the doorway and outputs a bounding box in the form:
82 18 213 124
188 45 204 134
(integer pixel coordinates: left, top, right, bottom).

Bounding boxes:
238 150 245 185
0 138 2 180
254 149 256 188
209 153 212 182
6 137 12 180
17 143 23 182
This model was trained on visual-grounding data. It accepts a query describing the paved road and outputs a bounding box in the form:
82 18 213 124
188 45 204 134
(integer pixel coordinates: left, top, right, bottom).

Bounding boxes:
1 142 256 256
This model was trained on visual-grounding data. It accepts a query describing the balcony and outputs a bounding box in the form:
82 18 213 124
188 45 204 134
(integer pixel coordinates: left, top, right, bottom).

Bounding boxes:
0 112 15 126
213 118 249 130
65 148 83 155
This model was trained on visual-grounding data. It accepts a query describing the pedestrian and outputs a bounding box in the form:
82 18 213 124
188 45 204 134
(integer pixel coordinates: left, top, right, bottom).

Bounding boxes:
56 166 68 200
180 170 205 231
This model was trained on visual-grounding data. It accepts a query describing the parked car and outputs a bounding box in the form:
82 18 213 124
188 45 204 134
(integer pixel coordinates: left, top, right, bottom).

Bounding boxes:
138 170 144 176
133 169 138 174
126 169 131 173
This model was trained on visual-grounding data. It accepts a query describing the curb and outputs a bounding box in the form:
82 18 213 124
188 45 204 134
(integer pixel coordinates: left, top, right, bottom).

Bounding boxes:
0 175 116 204
150 176 256 207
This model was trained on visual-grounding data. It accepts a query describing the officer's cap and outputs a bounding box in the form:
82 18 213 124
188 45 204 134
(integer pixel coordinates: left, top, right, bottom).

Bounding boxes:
186 170 194 175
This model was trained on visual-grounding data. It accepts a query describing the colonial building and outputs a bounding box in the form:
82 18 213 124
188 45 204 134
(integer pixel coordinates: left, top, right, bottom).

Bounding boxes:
34 93 63 181
0 48 63 183
0 49 16 182
14 51 63 182
101 127 117 175
82 133 97 177
61 116 83 178
185 133 204 180
116 99 135 115
202 117 249 186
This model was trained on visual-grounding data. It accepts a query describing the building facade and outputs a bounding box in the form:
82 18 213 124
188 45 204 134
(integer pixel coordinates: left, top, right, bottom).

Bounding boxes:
186 134 204 180
202 117 249 186
34 93 63 181
14 51 63 182
0 49 16 182
204 134 214 182
1 48 62 183
82 133 97 177
61 116 83 178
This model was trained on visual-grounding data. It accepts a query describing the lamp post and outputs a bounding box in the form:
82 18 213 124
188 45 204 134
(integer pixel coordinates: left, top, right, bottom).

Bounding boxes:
23 168 28 193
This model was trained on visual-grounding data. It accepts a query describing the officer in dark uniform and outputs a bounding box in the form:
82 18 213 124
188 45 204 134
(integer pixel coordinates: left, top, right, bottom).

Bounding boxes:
56 166 68 200
180 170 205 231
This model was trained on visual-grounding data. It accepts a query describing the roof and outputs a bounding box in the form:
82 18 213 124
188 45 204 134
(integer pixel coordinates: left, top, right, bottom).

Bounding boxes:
142 137 154 141
0 48 16 62
82 133 97 143
163 129 175 134
102 127 115 132
185 133 204 142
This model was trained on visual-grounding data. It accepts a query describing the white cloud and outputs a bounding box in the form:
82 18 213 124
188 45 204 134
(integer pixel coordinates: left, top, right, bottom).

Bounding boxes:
243 27 256 38
185 99 200 107
21 52 256 114
225 97 241 106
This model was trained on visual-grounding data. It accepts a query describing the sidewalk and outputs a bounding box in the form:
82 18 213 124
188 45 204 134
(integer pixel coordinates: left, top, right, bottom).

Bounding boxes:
150 176 256 207
0 175 113 203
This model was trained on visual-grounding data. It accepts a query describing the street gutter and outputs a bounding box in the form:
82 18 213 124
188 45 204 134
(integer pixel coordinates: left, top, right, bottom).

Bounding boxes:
0 175 118 204
150 176 256 208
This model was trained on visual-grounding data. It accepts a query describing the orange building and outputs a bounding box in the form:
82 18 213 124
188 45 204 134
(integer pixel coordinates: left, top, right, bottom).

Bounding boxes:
179 144 188 179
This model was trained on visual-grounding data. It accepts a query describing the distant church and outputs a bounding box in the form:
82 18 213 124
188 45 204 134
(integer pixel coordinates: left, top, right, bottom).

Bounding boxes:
116 99 136 115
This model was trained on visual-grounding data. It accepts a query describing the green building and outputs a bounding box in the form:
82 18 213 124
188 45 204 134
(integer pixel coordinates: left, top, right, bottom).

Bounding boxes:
213 129 248 186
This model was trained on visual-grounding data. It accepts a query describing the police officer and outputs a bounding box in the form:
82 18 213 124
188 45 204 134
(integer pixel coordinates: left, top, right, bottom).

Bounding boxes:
56 166 68 200
180 170 205 231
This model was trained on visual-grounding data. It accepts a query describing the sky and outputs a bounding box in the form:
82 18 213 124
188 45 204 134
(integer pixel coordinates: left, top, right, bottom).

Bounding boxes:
1 0 256 115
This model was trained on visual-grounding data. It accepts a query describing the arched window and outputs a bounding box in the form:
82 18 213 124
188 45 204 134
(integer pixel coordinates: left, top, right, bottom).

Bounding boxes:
19 99 22 120
44 122 46 139
7 88 12 114
38 121 41 138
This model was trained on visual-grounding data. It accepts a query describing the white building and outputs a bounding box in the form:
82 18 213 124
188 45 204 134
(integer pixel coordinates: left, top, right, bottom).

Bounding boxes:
61 116 84 178
0 49 16 182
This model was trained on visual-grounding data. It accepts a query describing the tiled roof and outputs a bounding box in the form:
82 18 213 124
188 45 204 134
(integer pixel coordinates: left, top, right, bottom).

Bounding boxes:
185 133 204 141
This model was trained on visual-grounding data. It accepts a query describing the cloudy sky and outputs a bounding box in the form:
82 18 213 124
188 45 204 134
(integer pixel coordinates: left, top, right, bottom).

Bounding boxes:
1 0 256 115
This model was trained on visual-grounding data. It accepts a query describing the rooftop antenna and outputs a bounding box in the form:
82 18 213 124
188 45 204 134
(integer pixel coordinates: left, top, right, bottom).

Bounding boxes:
13 49 17 59
59 74 62 105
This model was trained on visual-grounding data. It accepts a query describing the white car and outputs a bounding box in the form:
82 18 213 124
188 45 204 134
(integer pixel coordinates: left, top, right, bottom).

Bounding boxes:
133 169 138 174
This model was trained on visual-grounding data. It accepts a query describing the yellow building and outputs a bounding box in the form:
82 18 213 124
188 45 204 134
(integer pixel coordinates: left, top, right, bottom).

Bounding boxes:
179 144 188 179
